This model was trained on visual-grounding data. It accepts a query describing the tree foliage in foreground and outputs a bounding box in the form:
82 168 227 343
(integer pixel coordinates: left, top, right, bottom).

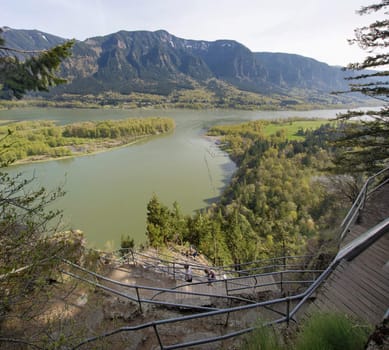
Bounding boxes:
334 0 389 173
0 29 74 99
0 170 89 348
0 31 92 348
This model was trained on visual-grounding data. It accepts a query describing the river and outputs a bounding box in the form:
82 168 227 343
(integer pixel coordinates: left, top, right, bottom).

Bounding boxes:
0 107 348 248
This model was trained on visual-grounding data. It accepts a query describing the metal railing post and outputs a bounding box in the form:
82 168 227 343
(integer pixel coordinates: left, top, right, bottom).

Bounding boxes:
224 299 232 327
224 278 229 296
286 293 290 327
135 287 143 313
153 323 164 349
280 271 283 296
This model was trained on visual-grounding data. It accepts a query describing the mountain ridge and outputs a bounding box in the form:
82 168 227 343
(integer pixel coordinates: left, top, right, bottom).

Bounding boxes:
2 27 363 107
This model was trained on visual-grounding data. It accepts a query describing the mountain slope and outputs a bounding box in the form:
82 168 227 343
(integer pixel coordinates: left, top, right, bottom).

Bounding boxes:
255 52 347 91
2 27 357 104
1 26 65 50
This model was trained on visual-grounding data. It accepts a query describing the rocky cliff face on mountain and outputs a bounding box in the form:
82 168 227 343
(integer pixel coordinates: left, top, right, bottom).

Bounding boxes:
2 27 357 101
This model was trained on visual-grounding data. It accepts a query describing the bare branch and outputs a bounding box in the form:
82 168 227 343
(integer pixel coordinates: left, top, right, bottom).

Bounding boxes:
0 46 44 55
0 337 44 350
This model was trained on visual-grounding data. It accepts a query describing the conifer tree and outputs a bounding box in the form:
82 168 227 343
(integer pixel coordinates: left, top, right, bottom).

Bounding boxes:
146 193 171 247
334 0 389 173
0 31 80 348
0 29 74 99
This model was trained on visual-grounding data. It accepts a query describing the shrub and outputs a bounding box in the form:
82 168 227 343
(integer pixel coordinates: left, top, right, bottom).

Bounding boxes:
244 312 371 350
119 234 135 257
244 321 285 350
295 312 371 350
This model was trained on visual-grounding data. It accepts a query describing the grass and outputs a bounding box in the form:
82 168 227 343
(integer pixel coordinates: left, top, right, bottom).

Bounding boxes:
295 312 371 350
263 119 331 141
244 321 285 350
244 312 371 350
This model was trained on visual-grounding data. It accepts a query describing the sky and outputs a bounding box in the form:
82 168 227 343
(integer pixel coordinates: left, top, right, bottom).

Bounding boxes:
2 0 383 67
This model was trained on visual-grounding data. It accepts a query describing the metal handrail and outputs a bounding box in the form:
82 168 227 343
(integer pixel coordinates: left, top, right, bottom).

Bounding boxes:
98 247 323 305
62 259 263 310
339 166 389 241
290 217 389 320
72 291 304 350
70 217 389 350
62 269 217 313
70 168 389 349
120 248 315 281
149 269 323 300
120 249 224 276
117 253 322 296
64 259 321 307
218 254 313 270
125 249 313 270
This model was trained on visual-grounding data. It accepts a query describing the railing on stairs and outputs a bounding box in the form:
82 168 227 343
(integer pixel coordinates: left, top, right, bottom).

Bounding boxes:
147 268 323 308
70 217 389 350
339 166 389 242
120 248 318 280
68 167 389 349
62 256 323 313
62 259 253 312
119 249 325 296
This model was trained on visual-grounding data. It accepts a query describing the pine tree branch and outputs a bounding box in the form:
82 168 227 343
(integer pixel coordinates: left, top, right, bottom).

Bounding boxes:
0 40 74 99
347 54 389 70
358 1 389 15
345 71 389 80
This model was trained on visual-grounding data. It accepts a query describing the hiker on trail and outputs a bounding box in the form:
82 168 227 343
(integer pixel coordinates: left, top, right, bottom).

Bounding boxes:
184 264 192 282
204 268 216 285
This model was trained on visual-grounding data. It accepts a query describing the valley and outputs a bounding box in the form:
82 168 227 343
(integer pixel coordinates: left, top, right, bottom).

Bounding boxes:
1 2 388 349
0 107 348 249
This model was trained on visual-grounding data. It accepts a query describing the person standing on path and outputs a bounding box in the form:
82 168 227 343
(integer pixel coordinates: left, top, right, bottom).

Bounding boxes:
184 264 192 282
204 268 216 286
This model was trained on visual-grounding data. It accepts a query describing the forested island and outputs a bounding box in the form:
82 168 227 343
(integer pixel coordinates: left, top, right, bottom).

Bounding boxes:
0 117 175 165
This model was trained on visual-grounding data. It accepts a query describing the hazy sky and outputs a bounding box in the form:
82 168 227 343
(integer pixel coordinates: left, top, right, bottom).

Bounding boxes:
2 0 382 66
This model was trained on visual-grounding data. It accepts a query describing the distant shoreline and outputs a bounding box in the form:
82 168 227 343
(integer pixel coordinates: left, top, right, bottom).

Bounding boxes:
0 98 378 113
